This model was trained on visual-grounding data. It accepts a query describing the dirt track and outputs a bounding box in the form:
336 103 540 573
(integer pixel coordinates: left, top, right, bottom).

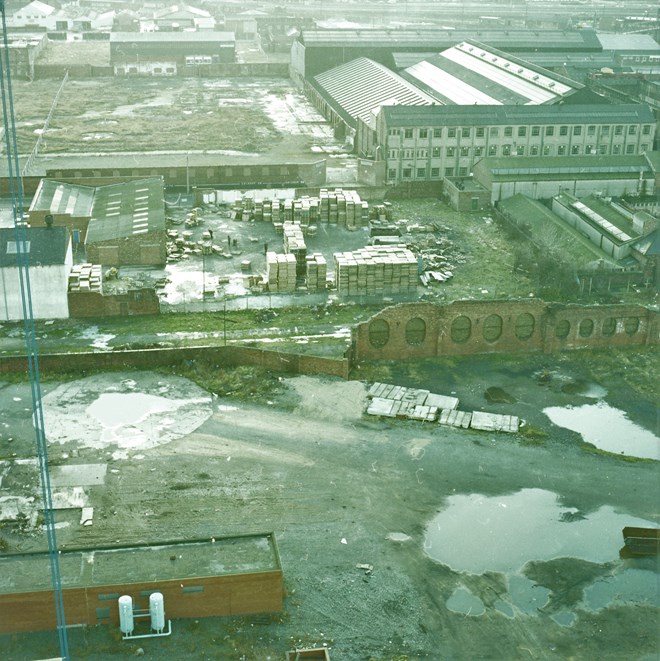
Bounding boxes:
0 351 658 660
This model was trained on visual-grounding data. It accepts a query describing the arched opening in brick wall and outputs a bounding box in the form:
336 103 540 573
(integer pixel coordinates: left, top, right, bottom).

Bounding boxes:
405 318 426 345
368 319 390 347
624 317 640 335
579 319 594 338
602 317 617 336
515 313 535 340
483 314 503 342
451 315 471 343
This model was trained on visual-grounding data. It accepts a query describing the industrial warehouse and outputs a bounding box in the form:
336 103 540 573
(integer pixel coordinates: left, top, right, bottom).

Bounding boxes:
0 1 659 659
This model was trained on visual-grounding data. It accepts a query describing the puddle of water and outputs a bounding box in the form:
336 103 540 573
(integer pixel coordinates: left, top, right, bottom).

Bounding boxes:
424 488 656 574
560 380 607 399
543 402 659 460
446 586 485 616
507 574 550 614
78 326 115 351
88 393 174 428
582 568 660 612
42 374 212 452
550 610 577 627
493 599 515 618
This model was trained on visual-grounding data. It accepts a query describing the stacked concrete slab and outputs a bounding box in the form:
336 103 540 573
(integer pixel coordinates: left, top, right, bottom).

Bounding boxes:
366 383 458 421
334 246 418 296
68 264 102 293
266 251 297 292
305 253 327 292
365 382 519 432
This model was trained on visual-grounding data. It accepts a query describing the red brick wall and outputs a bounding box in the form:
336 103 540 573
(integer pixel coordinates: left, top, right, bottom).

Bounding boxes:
353 300 659 361
0 570 283 634
0 346 349 379
68 290 161 317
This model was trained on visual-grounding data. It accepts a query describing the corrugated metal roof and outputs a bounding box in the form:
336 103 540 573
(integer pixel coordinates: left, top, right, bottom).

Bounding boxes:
498 194 615 265
480 155 653 178
402 41 580 106
300 28 602 52
311 57 434 127
596 33 660 53
110 31 234 43
86 178 165 243
30 180 95 217
381 103 656 127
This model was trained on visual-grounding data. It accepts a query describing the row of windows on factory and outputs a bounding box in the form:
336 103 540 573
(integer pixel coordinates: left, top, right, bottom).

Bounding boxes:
51 166 294 179
367 314 641 348
389 142 650 160
388 124 653 140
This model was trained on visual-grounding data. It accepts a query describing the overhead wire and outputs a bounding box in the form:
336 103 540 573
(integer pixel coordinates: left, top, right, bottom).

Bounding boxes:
0 3 69 658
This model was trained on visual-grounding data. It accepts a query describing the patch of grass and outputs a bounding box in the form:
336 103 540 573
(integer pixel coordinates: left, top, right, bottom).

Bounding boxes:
580 443 656 464
519 424 548 446
161 363 283 401
170 483 193 491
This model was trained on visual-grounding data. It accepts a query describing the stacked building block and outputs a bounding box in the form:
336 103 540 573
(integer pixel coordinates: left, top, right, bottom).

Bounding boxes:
266 251 297 292
333 246 418 296
233 190 368 229
68 264 103 293
305 253 327 292
283 222 307 276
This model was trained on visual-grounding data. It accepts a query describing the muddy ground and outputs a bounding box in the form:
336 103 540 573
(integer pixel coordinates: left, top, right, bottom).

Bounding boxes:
0 350 658 661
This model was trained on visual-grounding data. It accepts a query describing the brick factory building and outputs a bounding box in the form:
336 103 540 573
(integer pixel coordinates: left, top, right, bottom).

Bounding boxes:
0 533 283 634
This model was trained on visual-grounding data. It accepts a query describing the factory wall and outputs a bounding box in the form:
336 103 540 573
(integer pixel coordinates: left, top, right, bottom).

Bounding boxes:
0 570 283 634
353 300 659 361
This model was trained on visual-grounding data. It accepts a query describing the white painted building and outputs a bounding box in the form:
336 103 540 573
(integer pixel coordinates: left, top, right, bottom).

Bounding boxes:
0 227 72 321
6 1 56 30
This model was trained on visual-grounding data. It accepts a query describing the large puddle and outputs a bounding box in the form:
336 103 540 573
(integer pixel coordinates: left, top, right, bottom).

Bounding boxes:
41 374 212 453
425 489 659 621
424 488 655 573
543 402 659 460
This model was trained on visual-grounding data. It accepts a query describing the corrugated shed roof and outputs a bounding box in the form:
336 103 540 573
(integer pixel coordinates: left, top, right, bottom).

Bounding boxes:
381 103 656 127
479 155 653 179
110 31 234 43
596 33 660 53
498 194 615 265
633 229 660 256
86 178 165 244
0 226 69 268
300 28 602 52
402 41 580 106
311 57 434 127
30 180 95 217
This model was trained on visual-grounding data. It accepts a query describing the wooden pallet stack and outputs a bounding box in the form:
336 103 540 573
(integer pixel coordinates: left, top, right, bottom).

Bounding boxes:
333 246 418 296
305 253 327 292
283 222 307 276
68 264 102 293
266 252 297 292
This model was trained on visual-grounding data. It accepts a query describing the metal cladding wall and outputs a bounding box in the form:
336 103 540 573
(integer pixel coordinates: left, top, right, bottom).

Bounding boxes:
0 571 283 634
353 300 659 361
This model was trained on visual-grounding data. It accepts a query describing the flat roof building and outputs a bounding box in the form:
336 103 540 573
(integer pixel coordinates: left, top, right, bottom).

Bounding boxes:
0 533 283 634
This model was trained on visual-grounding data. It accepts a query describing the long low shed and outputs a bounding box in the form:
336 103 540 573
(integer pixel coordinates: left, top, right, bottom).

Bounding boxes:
0 532 283 634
